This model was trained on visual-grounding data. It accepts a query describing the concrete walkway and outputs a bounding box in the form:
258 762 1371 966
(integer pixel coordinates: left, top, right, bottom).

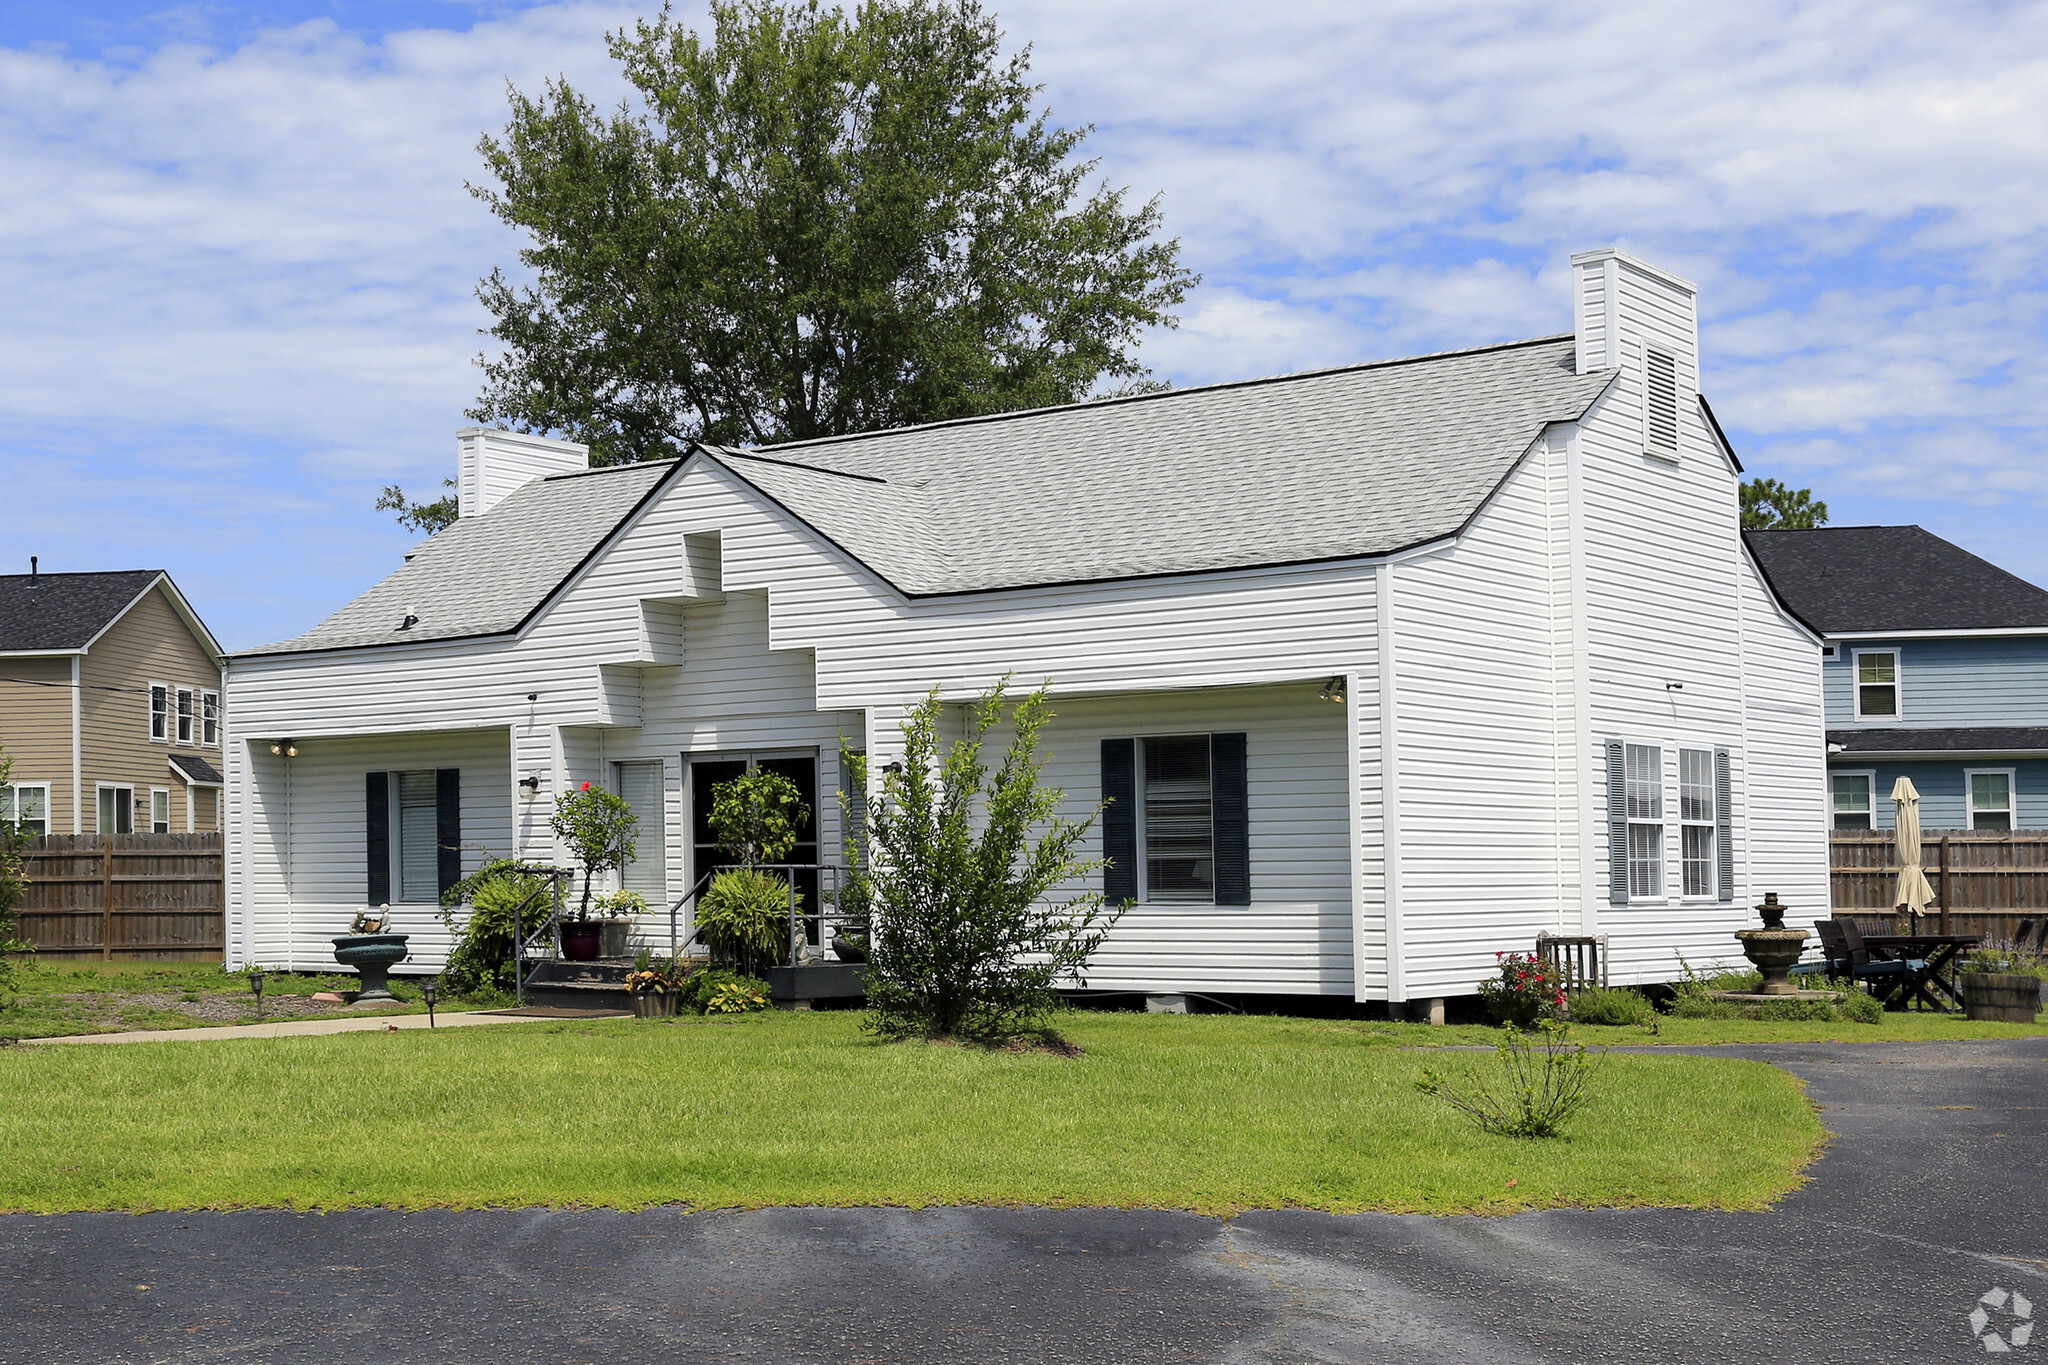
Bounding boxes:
17 1008 585 1046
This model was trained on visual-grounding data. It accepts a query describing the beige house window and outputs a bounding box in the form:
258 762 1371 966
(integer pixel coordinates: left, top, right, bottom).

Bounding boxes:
97 784 134 835
176 687 195 744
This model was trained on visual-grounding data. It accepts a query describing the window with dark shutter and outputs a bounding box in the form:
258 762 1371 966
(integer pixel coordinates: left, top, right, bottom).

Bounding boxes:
436 769 462 899
1605 741 1629 905
1143 736 1213 902
1210 733 1249 906
366 772 391 905
1101 739 1137 904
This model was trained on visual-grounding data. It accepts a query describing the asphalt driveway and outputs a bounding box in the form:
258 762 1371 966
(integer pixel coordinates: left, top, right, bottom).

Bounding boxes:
2 1038 2041 1364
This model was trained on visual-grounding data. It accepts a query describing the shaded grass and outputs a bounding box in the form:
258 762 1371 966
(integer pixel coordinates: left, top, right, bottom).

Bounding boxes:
0 962 457 1038
0 1011 1822 1217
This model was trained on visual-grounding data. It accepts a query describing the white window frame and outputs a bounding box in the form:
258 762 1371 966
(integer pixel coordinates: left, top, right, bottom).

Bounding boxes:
1136 733 1218 905
1640 343 1681 463
175 686 195 745
613 759 668 901
385 770 442 904
2 782 51 836
1830 770 1876 831
1965 768 2016 833
1851 649 1902 721
96 783 135 835
1623 742 1665 901
201 690 220 747
149 787 171 835
1678 747 1716 899
149 682 170 742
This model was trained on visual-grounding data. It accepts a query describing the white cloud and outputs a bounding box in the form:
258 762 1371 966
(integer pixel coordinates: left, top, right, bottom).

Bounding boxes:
7 0 2048 647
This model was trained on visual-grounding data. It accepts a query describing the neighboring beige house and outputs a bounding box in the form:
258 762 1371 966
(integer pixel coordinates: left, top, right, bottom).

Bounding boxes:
0 563 226 836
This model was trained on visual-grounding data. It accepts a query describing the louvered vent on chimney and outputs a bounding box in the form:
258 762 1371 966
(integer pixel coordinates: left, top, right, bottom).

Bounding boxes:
1644 346 1680 458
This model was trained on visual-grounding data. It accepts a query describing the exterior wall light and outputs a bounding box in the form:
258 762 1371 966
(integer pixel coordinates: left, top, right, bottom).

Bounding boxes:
1319 676 1346 704
270 739 298 757
518 775 541 798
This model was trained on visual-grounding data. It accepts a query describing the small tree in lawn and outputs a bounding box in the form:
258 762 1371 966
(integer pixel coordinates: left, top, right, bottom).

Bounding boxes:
550 781 639 921
850 678 1124 1043
0 751 30 1006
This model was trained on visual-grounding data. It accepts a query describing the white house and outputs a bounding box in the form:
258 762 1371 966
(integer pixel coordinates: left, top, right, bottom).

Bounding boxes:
223 249 1830 1012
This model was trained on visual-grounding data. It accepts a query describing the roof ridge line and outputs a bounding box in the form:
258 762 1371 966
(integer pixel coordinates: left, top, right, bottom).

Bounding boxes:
751 333 1581 455
716 449 891 485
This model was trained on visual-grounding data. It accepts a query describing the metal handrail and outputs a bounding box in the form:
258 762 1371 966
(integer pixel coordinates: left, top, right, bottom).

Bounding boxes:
666 862 860 968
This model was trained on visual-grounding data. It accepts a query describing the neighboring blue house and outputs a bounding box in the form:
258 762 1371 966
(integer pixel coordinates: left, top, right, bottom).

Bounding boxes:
1746 526 2048 833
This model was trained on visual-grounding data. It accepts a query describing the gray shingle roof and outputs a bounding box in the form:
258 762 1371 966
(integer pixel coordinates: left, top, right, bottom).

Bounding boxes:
0 570 166 652
169 753 224 784
245 461 674 656
1828 727 2048 755
722 334 1613 594
242 335 1615 656
1745 527 2048 634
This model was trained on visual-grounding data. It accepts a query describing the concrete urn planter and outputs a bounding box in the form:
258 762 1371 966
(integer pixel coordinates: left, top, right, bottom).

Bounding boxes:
1734 928 1809 996
332 933 410 1002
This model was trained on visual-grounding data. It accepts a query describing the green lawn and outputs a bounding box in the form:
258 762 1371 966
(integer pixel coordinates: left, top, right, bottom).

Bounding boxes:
1348 1012 2048 1048
0 1010 1824 1217
0 961 446 1038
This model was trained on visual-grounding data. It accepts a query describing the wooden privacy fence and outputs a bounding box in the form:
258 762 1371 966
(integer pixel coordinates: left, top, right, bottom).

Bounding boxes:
1831 829 2048 944
14 833 225 961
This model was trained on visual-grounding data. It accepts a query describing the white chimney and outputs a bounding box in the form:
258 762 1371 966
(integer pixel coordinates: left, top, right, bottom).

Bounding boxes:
1570 248 1700 461
455 428 590 519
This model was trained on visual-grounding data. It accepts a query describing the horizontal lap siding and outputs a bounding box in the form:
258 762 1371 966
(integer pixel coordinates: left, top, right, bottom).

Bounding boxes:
1739 550 1830 943
233 730 510 972
1394 446 1570 998
0 657 75 832
1004 685 1354 995
1824 636 2048 730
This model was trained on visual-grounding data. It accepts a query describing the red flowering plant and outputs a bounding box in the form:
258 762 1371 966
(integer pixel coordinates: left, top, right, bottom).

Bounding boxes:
549 782 639 922
1477 950 1567 1030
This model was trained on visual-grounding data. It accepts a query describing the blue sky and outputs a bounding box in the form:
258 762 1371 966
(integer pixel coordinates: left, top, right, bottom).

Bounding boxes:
4 0 2048 651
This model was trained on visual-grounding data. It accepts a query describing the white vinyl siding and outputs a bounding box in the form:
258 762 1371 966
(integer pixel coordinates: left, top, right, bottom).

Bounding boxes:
1679 748 1714 897
1854 649 1899 719
615 759 666 900
394 770 440 903
2 783 49 836
1967 769 2014 832
1831 772 1874 830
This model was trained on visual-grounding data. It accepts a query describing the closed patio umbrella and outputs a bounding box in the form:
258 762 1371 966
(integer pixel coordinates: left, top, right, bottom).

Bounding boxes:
1891 776 1937 929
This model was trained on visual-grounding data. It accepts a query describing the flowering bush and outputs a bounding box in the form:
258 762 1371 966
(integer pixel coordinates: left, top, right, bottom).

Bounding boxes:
1478 951 1566 1029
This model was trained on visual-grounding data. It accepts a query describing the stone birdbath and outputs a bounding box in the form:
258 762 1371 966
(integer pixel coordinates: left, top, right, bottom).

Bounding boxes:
1730 892 1818 999
333 907 410 1002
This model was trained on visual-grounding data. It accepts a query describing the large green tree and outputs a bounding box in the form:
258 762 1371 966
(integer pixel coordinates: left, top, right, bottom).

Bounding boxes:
1740 477 1828 531
467 0 1194 464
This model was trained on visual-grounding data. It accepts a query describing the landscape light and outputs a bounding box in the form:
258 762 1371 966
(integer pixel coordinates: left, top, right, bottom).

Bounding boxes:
422 977 440 1028
249 969 266 1021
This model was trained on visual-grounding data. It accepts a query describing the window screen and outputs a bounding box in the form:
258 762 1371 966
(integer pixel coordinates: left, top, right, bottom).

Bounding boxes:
616 760 666 899
1143 736 1214 902
1624 744 1662 898
397 770 440 902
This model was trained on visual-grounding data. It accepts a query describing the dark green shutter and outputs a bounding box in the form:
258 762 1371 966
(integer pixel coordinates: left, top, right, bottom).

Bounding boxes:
1714 748 1733 901
1211 732 1249 906
1605 741 1629 905
435 769 462 899
366 772 390 905
1102 739 1137 904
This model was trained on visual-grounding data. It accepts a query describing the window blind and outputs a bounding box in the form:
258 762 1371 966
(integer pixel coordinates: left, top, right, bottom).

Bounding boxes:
398 771 439 903
617 760 666 898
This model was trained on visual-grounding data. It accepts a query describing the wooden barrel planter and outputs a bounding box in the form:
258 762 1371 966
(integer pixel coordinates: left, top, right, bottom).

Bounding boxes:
1961 972 2042 1024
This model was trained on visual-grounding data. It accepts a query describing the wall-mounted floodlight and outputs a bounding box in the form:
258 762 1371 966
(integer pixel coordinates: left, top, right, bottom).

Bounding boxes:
269 739 298 757
1319 676 1347 704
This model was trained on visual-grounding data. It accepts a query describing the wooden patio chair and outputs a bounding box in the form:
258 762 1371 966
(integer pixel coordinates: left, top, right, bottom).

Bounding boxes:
1790 919 1850 980
1833 917 1924 1003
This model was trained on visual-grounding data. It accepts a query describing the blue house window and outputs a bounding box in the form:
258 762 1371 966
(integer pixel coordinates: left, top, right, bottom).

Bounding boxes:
1854 650 1899 720
1967 770 2014 832
1831 774 1873 830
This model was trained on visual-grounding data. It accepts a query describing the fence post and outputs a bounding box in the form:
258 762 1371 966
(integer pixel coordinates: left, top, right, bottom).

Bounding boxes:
99 835 115 960
1939 836 1950 935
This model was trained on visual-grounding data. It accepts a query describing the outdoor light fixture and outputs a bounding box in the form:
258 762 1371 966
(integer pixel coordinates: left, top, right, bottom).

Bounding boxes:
422 977 440 1028
882 761 904 776
269 739 298 757
518 774 541 798
1319 676 1347 704
1665 682 1684 691
249 969 266 1021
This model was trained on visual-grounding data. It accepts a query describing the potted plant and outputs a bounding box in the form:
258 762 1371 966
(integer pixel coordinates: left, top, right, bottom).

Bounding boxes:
550 782 639 961
624 948 688 1018
695 769 810 974
596 889 647 959
1959 947 2048 1023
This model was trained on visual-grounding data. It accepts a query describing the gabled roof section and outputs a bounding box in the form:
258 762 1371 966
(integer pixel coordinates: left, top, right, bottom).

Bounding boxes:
0 569 196 653
716 334 1614 595
242 460 675 657
169 753 223 785
1743 526 2048 635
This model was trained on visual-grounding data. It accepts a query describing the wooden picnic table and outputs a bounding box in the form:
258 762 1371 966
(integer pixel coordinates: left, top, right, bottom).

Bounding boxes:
1861 933 1982 1012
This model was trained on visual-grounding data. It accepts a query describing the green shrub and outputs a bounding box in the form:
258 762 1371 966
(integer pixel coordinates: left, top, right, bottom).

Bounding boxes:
677 968 771 1015
1478 952 1567 1029
1961 946 2048 979
1416 1023 1603 1139
438 861 557 998
1569 986 1656 1027
0 750 31 1007
1669 994 1744 1020
697 868 798 975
